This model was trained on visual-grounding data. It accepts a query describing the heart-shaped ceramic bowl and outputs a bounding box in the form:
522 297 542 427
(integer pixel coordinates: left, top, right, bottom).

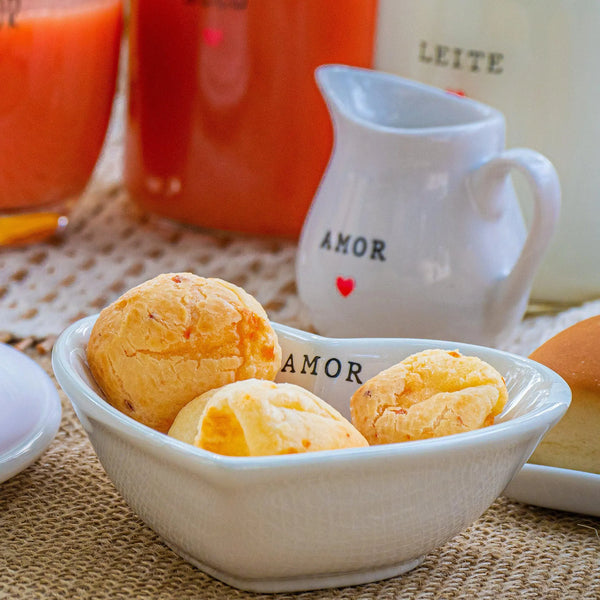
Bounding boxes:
52 316 570 593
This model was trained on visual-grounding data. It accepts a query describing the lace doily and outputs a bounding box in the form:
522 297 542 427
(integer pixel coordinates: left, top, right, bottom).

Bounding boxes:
0 183 310 341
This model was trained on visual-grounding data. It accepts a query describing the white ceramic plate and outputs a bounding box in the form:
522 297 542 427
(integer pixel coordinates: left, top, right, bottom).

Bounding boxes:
0 343 62 483
504 463 600 517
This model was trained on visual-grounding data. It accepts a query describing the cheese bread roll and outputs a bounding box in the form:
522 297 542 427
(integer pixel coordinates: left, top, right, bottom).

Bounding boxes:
169 379 368 456
350 349 507 444
87 273 282 433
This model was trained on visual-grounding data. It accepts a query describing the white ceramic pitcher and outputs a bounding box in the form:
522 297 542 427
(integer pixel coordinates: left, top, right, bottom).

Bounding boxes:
296 65 560 346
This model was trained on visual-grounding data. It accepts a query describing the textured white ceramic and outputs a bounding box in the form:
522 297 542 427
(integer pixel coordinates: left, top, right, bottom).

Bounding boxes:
52 316 570 593
374 0 600 305
296 65 560 346
504 464 600 518
0 343 62 483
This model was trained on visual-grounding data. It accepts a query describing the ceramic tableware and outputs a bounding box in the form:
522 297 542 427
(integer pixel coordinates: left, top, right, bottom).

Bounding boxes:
0 343 62 483
504 463 600 517
52 315 570 592
374 0 600 305
296 65 560 345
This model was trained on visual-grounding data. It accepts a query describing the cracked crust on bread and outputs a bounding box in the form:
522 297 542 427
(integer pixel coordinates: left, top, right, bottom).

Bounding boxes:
168 378 369 456
86 273 282 433
350 349 507 444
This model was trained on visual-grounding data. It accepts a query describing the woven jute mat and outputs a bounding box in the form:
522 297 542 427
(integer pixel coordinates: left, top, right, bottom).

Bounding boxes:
2 350 599 600
2 47 600 599
3 150 600 597
1 185 599 600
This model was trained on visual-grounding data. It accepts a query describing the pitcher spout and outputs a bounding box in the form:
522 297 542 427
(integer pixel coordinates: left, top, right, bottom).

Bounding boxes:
315 64 501 134
315 64 363 127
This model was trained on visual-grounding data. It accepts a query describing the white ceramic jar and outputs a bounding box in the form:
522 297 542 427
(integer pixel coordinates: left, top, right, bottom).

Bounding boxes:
375 0 600 306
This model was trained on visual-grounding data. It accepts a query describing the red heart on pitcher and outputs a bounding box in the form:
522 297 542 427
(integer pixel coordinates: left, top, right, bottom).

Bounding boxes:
202 28 224 47
336 276 355 297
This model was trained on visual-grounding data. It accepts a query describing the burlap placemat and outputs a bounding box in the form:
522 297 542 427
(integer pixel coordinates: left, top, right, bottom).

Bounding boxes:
2 84 600 599
2 348 599 600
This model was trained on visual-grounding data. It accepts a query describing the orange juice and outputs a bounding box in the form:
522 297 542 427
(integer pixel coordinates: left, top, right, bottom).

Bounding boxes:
0 0 122 244
125 0 377 238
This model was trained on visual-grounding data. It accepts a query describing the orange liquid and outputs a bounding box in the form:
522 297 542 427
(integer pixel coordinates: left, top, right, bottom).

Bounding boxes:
0 1 123 217
126 0 377 238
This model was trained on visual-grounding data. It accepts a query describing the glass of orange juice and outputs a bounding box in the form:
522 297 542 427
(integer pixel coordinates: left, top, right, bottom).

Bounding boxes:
0 0 123 246
125 0 377 239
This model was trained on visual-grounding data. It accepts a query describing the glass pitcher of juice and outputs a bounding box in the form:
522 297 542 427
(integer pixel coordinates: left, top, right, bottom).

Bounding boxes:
0 0 123 246
125 0 378 238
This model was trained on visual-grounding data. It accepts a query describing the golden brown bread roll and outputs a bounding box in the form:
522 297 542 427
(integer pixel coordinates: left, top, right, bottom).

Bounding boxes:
168 378 369 456
86 273 282 433
350 349 507 445
528 315 600 474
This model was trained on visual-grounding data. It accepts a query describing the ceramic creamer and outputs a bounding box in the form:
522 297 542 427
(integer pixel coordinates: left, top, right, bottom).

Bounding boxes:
296 65 560 346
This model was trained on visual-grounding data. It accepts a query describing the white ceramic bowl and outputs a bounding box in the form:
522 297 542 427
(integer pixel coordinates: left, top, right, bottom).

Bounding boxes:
52 316 570 593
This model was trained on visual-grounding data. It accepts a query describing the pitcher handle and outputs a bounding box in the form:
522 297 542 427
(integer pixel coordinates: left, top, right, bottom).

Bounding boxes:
469 148 561 310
